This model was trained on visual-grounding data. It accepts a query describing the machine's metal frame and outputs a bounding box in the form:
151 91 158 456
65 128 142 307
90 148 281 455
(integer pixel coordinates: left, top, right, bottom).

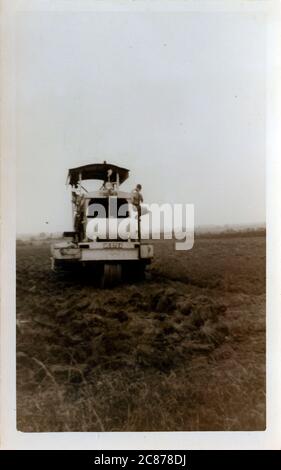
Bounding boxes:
51 163 153 286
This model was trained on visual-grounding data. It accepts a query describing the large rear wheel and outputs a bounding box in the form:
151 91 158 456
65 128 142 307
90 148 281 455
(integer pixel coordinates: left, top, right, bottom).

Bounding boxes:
100 263 122 288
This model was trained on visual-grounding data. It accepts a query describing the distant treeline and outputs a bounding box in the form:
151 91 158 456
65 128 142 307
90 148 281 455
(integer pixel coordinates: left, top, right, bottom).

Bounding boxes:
195 228 266 239
16 227 266 245
149 228 266 242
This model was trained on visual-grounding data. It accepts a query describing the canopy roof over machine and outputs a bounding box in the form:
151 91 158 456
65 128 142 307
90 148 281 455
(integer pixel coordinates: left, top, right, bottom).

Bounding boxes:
68 163 130 187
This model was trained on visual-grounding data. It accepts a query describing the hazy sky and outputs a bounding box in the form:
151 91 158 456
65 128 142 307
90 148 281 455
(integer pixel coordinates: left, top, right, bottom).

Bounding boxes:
16 11 265 234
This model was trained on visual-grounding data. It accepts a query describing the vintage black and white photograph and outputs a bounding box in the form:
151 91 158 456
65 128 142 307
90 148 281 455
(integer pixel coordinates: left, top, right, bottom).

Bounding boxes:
12 3 268 435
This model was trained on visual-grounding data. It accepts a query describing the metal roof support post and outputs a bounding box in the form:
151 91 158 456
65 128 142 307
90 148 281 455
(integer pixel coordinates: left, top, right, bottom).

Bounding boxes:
79 172 82 195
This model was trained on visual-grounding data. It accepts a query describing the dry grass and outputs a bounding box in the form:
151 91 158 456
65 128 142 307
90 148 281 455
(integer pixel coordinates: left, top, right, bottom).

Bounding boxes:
16 234 265 431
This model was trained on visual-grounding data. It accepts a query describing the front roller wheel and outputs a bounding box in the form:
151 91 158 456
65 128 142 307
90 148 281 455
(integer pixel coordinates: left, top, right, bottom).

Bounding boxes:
100 263 122 288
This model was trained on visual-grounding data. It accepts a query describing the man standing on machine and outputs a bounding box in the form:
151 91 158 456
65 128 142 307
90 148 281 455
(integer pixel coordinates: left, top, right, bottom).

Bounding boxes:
131 184 143 241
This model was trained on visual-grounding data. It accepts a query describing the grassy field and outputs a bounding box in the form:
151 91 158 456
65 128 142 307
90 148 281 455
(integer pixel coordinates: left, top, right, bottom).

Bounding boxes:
16 233 265 431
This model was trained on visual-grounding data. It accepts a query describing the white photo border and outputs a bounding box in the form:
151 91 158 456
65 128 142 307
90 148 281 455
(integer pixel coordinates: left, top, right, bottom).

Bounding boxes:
1 0 280 449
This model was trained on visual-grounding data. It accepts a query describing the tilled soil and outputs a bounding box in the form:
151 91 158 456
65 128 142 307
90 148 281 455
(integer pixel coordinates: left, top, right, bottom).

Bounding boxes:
16 235 265 431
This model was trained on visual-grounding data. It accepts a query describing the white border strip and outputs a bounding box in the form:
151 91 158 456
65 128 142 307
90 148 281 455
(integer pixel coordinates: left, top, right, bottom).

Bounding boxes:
1 0 280 449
